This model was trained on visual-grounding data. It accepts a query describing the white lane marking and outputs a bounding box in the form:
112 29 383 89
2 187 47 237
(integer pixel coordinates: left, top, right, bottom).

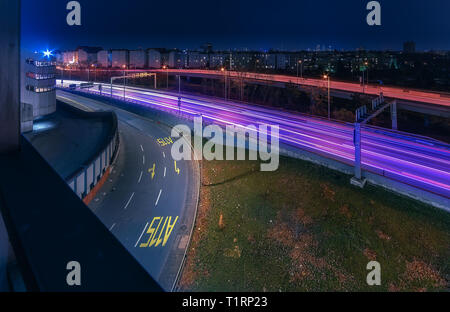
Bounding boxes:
138 171 143 183
135 222 149 248
162 152 166 158
142 155 145 164
123 192 135 210
109 223 116 231
155 189 162 206
164 167 167 177
140 144 144 152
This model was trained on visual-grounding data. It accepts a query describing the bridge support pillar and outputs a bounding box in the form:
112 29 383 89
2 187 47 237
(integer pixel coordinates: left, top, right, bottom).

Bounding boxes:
391 100 398 130
350 123 367 188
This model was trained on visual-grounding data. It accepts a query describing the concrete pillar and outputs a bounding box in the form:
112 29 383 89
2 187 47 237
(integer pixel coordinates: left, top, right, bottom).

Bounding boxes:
391 100 398 130
354 123 362 180
0 0 21 153
350 122 367 188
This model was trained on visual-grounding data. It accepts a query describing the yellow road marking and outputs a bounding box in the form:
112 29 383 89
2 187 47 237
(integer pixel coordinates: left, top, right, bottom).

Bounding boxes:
174 161 180 175
148 163 156 179
139 216 179 248
157 137 174 147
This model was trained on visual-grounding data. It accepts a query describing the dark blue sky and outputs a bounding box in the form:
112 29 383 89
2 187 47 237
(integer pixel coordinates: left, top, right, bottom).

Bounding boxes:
22 0 450 51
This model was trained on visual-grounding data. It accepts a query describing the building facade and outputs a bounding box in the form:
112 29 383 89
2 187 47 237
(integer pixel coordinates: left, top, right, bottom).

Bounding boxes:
63 51 78 65
147 49 162 68
129 50 146 68
111 49 129 68
97 50 110 68
168 51 186 68
21 52 57 131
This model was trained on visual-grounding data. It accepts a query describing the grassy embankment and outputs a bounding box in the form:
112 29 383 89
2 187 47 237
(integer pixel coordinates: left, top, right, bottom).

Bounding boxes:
180 147 450 292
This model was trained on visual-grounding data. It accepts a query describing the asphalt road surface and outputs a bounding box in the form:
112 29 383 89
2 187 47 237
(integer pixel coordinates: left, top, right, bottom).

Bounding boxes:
57 90 199 290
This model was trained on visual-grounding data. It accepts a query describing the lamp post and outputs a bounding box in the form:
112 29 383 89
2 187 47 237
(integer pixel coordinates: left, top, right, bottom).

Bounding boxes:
122 64 127 100
221 67 227 100
365 61 369 85
163 65 168 89
296 59 303 83
323 74 331 119
91 64 96 82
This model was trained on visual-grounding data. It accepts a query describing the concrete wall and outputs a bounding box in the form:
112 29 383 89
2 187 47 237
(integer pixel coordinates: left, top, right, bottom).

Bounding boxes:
0 0 20 152
68 128 118 200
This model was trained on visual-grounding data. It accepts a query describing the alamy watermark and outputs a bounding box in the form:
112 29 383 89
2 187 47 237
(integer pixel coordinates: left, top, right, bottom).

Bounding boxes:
66 1 381 27
170 116 280 172
66 1 81 26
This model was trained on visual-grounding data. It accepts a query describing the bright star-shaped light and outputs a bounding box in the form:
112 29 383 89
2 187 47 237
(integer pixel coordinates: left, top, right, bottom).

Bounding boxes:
43 49 53 58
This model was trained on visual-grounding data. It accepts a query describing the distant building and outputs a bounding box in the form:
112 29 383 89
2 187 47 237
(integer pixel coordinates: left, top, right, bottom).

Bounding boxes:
187 51 208 69
76 46 103 67
210 53 226 68
97 50 110 68
147 49 161 68
129 50 146 68
63 51 78 65
276 53 289 70
403 41 416 54
254 53 276 70
111 49 129 68
21 51 56 131
53 50 63 65
168 51 186 69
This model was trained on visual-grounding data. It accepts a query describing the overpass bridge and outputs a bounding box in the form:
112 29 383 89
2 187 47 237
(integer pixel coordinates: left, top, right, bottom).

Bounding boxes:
147 69 450 118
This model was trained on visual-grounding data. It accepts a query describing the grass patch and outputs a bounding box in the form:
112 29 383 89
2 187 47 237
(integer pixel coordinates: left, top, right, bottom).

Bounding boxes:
180 150 450 292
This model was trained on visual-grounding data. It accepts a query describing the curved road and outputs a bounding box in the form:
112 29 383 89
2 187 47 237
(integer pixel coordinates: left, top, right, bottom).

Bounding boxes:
57 90 199 291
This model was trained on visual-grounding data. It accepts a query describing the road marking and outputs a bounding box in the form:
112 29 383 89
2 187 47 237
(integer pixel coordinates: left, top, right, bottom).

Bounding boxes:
157 137 174 147
148 163 156 179
174 161 180 175
139 216 179 248
164 167 167 177
109 223 116 231
138 170 143 183
142 155 145 165
135 222 149 248
140 144 144 152
155 189 162 206
162 152 166 158
123 192 135 210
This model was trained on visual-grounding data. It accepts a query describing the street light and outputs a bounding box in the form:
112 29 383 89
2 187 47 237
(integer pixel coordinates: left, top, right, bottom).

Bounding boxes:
365 61 369 85
122 64 127 100
91 64 96 82
162 65 168 89
323 74 331 120
221 67 227 100
296 59 303 83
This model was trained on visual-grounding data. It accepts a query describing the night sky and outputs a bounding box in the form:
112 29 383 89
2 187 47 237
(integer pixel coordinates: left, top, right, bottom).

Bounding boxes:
21 0 450 52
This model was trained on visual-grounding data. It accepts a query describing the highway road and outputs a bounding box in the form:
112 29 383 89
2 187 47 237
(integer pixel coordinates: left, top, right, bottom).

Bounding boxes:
151 69 450 108
56 90 198 291
59 81 450 201
62 68 450 108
